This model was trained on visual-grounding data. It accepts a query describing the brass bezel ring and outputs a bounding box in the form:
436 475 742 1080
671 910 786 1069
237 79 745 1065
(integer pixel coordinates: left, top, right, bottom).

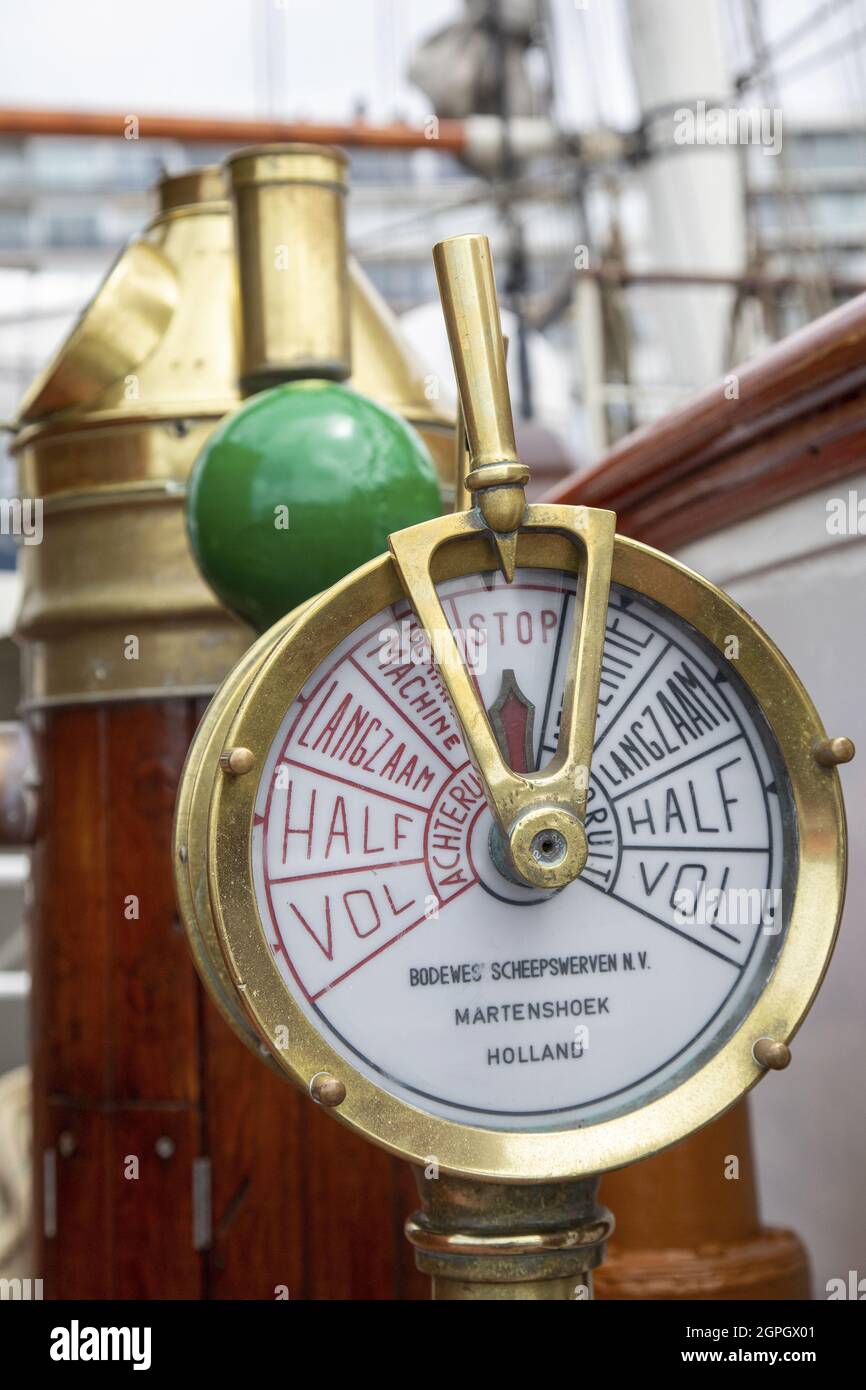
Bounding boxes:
184 531 845 1182
172 600 312 1065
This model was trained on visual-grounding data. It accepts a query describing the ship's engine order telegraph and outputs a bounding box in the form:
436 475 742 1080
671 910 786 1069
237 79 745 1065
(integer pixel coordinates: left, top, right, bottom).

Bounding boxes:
174 234 851 1300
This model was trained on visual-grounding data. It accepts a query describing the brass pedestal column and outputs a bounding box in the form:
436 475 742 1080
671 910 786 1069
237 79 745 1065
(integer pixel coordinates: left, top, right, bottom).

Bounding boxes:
406 1173 614 1300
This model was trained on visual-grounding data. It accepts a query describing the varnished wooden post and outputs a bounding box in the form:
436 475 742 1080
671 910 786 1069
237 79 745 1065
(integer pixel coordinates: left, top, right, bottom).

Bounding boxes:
596 1103 809 1300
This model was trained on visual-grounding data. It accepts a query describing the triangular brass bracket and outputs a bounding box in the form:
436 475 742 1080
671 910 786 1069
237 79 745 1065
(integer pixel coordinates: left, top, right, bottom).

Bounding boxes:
389 501 615 890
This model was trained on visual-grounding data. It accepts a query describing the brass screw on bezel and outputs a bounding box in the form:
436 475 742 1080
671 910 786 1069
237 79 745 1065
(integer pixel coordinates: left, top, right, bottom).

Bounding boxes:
219 745 255 776
753 1037 792 1071
812 735 855 767
310 1072 347 1108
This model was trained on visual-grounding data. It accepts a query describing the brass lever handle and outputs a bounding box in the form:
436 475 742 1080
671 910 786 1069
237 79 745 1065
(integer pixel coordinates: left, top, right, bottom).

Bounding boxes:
389 232 616 891
434 236 527 580
433 234 517 470
453 332 510 516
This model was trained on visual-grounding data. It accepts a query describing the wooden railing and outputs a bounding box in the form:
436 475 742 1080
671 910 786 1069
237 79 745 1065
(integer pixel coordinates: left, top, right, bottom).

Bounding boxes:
548 290 866 550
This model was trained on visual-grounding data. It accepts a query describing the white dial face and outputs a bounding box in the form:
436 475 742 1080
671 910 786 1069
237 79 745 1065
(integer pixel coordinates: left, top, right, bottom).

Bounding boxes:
251 568 795 1131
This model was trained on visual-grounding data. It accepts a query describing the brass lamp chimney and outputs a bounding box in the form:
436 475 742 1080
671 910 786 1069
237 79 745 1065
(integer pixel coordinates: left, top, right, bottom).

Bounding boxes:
222 145 456 498
225 144 352 392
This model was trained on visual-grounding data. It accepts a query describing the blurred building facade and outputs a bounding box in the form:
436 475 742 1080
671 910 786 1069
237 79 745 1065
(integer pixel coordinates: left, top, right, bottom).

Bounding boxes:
3 119 866 528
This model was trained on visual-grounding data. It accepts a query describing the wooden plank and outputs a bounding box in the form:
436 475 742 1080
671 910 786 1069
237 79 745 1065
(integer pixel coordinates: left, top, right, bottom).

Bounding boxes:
105 701 201 1101
110 1106 203 1299
301 1095 408 1299
37 1102 203 1299
619 394 866 550
201 993 307 1300
30 706 111 1097
548 290 866 527
30 697 422 1299
31 702 205 1296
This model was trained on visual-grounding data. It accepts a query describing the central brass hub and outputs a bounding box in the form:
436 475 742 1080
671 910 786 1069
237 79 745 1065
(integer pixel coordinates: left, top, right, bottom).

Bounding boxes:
531 828 567 866
507 805 588 890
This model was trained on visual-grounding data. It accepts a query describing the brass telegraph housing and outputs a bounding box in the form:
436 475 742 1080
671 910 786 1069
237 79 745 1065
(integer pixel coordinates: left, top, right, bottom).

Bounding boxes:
174 236 847 1202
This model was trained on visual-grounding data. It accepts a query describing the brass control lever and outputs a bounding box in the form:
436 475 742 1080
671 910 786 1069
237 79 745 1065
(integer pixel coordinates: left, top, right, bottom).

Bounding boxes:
389 234 615 891
434 235 526 580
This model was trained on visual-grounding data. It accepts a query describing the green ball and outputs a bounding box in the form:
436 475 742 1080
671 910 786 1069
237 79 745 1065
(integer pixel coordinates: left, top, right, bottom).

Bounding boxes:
187 380 441 631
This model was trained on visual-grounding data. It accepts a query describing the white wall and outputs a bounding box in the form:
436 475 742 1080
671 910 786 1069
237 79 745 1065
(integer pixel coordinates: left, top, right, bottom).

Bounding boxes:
677 476 866 1299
